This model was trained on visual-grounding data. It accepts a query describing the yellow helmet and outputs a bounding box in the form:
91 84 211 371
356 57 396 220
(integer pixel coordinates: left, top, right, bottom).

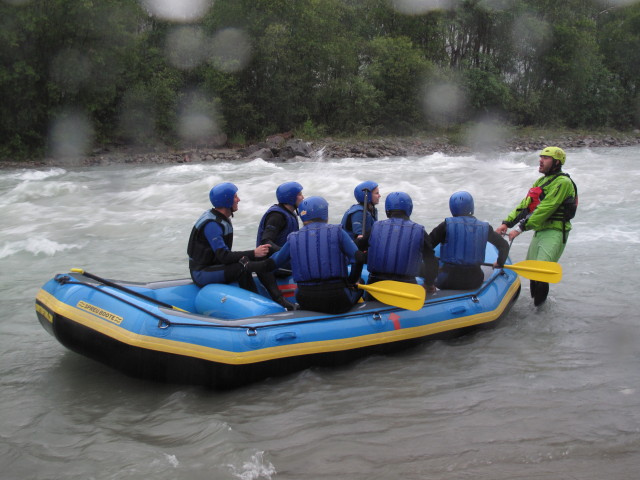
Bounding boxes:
539 146 566 165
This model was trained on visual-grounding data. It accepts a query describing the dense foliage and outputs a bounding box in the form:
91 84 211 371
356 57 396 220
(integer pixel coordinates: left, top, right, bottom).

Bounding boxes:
1 0 639 157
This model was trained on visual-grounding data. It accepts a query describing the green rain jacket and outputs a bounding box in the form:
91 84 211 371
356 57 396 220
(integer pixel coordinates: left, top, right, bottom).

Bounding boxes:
503 173 576 233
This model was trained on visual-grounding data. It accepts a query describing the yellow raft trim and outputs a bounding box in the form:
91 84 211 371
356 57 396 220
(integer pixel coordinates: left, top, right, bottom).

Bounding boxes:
36 277 520 366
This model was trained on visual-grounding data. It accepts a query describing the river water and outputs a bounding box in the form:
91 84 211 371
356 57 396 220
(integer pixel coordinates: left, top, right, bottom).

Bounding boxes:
1 146 639 479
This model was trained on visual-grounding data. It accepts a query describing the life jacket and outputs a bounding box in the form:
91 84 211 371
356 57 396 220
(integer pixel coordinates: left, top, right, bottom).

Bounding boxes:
440 216 490 266
340 204 378 240
367 218 425 277
255 204 299 247
187 209 233 271
524 173 578 243
527 173 578 221
288 223 348 284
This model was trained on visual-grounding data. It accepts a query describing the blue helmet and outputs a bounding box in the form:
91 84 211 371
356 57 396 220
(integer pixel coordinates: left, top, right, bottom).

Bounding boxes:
276 181 303 206
354 180 378 204
449 191 474 216
209 182 238 208
299 196 328 222
385 191 413 217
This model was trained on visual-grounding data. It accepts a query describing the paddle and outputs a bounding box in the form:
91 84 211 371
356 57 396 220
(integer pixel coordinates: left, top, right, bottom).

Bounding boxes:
482 260 562 283
361 187 370 238
357 280 426 311
70 268 187 312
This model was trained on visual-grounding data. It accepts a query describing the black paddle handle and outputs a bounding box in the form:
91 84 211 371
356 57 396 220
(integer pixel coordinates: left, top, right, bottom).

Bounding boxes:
71 269 177 310
361 188 370 238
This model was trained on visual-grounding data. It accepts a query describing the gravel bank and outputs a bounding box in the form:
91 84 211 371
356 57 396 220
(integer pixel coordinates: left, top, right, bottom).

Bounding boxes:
2 130 639 169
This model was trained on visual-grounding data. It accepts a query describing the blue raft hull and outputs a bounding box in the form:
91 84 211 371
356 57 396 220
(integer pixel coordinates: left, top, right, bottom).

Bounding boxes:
35 250 521 389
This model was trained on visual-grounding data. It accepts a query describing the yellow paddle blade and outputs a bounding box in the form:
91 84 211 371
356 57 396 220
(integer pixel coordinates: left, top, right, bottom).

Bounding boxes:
503 260 562 283
357 280 426 311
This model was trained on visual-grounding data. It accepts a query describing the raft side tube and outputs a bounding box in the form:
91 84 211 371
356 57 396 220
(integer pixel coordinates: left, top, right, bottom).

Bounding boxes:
194 284 285 319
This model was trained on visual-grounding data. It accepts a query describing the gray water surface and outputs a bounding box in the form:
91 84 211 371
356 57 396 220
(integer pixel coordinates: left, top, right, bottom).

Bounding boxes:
2 147 639 479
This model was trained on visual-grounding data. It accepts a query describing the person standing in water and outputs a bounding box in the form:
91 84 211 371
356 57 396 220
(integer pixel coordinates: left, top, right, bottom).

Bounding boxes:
495 147 577 306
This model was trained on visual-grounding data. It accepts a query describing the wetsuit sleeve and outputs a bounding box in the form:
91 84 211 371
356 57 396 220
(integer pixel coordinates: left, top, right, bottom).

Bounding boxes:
349 211 364 237
502 197 531 227
269 241 291 269
421 234 439 286
523 177 575 231
488 228 510 266
258 211 287 251
203 222 255 265
427 221 447 248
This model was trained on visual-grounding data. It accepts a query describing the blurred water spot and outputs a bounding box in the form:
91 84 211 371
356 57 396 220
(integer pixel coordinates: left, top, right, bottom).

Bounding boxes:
141 0 212 22
177 90 220 144
48 109 94 159
166 25 209 70
422 81 467 126
463 117 508 155
511 14 551 56
210 28 252 73
390 0 453 14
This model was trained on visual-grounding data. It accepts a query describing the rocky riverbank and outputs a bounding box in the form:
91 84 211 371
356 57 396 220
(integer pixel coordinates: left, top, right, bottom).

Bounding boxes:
2 129 639 169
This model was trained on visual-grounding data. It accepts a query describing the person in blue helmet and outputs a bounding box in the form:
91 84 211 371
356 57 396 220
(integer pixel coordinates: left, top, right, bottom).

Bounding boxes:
264 196 366 314
254 181 304 310
341 180 380 248
256 181 303 257
429 191 510 290
187 182 270 292
364 192 438 295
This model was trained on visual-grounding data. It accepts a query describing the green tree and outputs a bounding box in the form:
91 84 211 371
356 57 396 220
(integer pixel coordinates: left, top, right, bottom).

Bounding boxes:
538 18 622 127
0 0 145 156
363 36 433 133
597 3 640 126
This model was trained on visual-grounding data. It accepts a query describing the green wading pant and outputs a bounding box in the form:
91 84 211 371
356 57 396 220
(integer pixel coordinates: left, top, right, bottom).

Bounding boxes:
526 229 568 263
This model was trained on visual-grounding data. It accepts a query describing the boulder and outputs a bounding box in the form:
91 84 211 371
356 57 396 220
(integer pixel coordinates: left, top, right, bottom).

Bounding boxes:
247 147 274 159
280 139 313 158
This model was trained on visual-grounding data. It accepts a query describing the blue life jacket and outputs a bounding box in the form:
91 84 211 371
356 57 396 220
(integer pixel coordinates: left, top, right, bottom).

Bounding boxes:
340 204 377 240
255 204 299 247
187 209 233 271
440 216 489 266
288 223 347 283
368 218 425 276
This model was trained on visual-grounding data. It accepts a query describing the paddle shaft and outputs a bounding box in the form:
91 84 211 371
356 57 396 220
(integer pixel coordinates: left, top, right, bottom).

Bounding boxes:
70 268 182 310
361 188 370 238
481 260 562 283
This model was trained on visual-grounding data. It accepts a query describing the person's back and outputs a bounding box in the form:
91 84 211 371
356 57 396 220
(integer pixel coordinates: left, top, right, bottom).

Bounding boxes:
272 196 364 314
439 216 489 267
430 191 509 290
366 192 437 292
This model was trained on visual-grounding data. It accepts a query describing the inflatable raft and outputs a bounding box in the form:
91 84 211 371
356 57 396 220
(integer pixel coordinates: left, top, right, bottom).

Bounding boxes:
35 247 521 389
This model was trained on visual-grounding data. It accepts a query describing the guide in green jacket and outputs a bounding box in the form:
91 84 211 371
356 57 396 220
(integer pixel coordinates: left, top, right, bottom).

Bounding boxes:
495 146 577 306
